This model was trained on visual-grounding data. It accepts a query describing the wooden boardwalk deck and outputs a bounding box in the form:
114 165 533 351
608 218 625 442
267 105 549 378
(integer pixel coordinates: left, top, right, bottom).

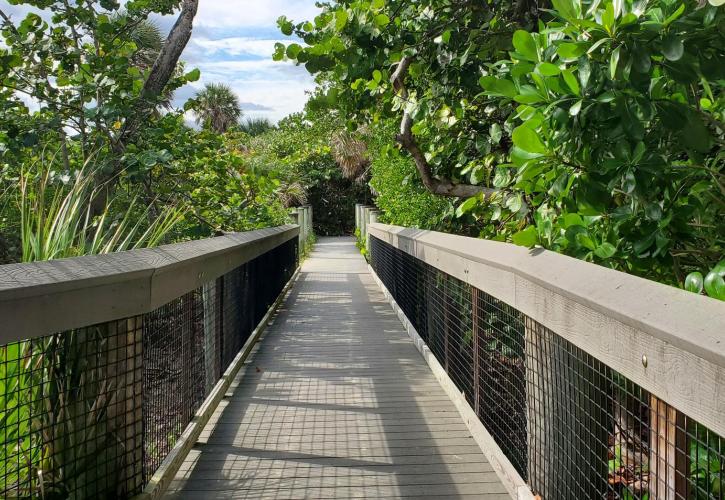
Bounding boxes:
166 237 509 499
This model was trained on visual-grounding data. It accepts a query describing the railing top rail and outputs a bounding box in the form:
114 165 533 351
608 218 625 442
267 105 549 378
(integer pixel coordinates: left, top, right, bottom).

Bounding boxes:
369 222 725 435
0 225 299 343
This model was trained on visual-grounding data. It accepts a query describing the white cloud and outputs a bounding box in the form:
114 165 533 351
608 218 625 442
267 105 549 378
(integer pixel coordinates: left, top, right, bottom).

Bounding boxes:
191 37 286 59
2 0 320 123
193 0 320 29
184 59 315 122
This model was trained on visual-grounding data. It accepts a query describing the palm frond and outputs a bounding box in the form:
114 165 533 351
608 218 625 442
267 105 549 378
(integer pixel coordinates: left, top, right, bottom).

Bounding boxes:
239 117 275 136
277 182 308 208
330 130 370 182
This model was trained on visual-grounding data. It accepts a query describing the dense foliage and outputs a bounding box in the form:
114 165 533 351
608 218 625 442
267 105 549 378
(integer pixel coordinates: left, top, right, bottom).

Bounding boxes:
278 0 724 296
243 111 372 235
0 1 292 264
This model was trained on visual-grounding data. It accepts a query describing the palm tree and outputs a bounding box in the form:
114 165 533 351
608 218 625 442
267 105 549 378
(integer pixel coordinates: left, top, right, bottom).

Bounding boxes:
239 117 275 136
192 83 243 133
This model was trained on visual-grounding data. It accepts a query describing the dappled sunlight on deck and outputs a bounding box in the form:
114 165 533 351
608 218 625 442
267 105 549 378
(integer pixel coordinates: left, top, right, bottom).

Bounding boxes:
165 237 507 499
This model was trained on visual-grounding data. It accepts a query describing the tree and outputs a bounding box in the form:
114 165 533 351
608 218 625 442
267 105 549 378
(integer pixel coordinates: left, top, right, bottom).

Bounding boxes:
0 0 199 214
277 0 724 291
240 117 276 136
191 83 243 133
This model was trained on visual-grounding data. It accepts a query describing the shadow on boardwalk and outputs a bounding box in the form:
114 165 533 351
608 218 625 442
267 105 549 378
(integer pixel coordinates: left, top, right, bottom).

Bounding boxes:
166 237 508 499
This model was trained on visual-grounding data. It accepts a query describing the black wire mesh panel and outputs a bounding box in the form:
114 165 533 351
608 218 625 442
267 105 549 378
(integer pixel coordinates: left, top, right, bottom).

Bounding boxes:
0 236 298 498
0 320 144 498
370 235 724 500
142 236 298 480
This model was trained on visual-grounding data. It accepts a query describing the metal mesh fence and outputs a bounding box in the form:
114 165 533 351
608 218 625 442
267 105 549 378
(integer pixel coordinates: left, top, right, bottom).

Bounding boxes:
0 236 297 498
370 235 724 500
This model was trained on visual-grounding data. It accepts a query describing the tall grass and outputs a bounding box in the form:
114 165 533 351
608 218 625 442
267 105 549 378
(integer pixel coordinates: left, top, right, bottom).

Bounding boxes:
1 162 183 497
19 166 182 262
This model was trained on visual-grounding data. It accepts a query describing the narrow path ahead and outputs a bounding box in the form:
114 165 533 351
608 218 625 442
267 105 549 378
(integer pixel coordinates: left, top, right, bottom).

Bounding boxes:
167 237 508 499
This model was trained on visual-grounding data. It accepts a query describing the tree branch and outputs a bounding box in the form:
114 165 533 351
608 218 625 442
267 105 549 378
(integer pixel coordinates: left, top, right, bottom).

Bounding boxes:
91 0 198 215
119 0 199 145
391 56 497 199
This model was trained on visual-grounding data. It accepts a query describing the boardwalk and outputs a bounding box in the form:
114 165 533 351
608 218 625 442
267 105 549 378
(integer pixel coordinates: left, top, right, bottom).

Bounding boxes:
167 237 509 499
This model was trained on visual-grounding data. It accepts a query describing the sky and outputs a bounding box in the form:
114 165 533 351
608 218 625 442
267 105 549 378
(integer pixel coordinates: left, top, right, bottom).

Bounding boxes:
0 0 322 124
153 0 321 123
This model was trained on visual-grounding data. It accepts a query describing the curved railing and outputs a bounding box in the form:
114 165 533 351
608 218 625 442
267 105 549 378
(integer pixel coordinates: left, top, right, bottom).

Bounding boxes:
365 221 724 500
0 226 299 498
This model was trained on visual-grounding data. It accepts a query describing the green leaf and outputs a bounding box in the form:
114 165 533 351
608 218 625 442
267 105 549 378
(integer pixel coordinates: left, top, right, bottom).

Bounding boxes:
576 232 596 250
372 69 382 82
684 272 704 294
512 226 538 247
562 69 580 95
335 9 349 30
565 224 588 243
184 68 201 82
456 196 478 217
632 46 651 73
286 43 302 59
645 203 662 221
513 30 538 61
610 46 621 79
623 171 636 194
537 62 561 76
563 213 583 227
551 0 581 20
506 194 523 212
569 99 583 116
662 35 684 61
663 3 685 27
681 113 711 152
512 126 547 154
594 242 616 259
489 123 502 143
602 3 615 33
549 172 570 197
278 16 294 35
479 76 517 98
374 14 390 27
557 42 587 61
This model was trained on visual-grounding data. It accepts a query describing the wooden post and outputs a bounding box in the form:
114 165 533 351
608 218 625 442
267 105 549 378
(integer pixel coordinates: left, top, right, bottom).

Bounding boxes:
297 207 307 250
443 276 450 373
649 395 688 499
202 282 216 395
472 288 481 415
366 210 378 251
525 319 610 499
361 207 369 246
125 316 144 494
355 203 361 233
108 316 144 496
307 205 313 236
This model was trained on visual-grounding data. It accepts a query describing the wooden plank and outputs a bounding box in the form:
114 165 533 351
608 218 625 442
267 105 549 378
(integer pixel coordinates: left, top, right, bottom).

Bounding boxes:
164 237 510 499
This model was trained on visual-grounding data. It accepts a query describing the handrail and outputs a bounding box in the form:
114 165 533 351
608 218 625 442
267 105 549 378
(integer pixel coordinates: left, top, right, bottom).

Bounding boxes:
0 225 299 343
368 222 725 437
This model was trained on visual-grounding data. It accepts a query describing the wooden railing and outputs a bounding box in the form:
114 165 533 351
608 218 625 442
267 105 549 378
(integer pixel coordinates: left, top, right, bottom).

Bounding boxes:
364 220 724 500
0 226 299 499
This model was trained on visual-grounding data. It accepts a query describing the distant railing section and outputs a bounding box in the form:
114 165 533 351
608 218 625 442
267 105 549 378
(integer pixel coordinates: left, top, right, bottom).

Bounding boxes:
290 205 314 255
0 226 299 498
355 203 379 251
367 223 725 500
